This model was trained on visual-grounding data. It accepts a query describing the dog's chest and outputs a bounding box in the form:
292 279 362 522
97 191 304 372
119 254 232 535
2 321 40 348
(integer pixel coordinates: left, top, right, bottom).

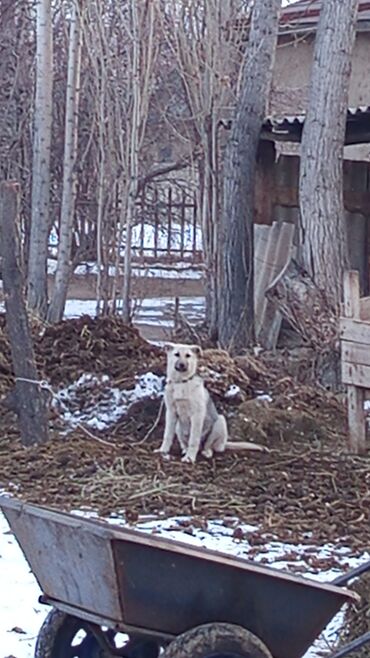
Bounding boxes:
171 382 190 401
166 380 202 418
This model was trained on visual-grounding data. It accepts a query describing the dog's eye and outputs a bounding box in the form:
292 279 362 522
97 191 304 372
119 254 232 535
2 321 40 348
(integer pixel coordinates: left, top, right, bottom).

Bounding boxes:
186 354 191 358
174 352 180 357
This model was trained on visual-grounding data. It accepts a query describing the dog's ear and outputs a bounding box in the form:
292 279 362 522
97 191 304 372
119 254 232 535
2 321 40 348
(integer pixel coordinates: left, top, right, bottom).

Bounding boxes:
163 343 174 353
190 345 202 357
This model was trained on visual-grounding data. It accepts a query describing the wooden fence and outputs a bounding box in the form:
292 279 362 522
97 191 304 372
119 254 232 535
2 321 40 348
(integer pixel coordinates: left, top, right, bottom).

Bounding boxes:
340 270 370 454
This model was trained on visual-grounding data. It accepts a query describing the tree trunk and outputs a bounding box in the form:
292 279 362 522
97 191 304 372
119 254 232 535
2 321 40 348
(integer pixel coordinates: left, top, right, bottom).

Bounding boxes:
121 0 143 323
202 114 220 340
27 0 53 318
218 0 280 351
0 182 49 446
299 0 359 309
48 0 83 323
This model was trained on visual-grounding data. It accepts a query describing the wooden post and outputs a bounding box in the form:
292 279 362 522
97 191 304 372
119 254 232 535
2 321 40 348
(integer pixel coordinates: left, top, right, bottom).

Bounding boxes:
0 181 49 446
343 270 366 454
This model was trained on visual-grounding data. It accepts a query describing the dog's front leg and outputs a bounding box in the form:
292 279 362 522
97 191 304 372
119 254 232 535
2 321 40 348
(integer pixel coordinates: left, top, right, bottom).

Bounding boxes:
155 407 177 457
182 414 204 464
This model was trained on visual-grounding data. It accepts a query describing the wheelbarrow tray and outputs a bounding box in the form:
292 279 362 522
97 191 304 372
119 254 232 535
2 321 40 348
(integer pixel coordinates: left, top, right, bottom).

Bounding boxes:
0 496 357 658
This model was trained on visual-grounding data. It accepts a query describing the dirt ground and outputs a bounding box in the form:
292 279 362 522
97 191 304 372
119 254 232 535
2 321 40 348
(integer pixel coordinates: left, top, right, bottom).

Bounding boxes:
1 314 370 556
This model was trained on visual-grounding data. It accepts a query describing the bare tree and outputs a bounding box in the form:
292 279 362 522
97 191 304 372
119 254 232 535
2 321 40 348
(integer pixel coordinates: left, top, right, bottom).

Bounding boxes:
81 1 158 320
48 0 83 323
218 0 280 351
27 0 53 318
161 1 245 338
121 0 158 322
0 181 49 446
299 0 359 309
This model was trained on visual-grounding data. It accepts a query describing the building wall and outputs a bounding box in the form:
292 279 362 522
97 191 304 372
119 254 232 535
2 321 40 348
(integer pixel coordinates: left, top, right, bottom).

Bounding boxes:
256 151 370 292
270 32 370 116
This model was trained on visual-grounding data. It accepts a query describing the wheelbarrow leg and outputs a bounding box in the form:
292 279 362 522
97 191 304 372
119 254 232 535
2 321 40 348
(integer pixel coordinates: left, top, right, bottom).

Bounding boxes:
331 559 370 587
329 630 370 658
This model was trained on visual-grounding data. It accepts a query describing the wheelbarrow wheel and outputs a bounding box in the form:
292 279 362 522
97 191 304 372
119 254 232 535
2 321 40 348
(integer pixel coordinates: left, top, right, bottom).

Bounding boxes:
160 623 272 658
34 608 159 658
34 608 106 658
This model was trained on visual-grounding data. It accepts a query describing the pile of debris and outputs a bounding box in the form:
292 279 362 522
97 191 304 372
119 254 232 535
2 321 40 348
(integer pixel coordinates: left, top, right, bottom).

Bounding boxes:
0 313 164 394
0 424 368 552
1 311 367 555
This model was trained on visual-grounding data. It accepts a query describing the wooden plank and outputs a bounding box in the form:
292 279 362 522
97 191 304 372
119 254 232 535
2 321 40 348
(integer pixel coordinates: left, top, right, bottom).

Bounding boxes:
342 361 370 388
2 504 123 620
343 270 360 318
360 296 370 321
342 340 370 367
342 296 370 321
340 317 370 344
347 385 366 454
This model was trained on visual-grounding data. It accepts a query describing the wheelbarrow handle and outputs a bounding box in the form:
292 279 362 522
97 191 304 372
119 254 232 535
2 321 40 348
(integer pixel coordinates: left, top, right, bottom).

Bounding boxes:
331 559 370 586
329 629 370 658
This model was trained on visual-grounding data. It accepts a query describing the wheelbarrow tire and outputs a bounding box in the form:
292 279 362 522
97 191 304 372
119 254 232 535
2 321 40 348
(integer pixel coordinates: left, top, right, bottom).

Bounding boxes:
35 608 72 658
34 608 160 658
161 623 272 658
34 608 104 658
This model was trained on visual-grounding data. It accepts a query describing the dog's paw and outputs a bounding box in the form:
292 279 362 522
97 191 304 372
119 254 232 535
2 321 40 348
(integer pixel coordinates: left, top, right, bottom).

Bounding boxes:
181 453 196 464
201 448 213 459
154 449 171 460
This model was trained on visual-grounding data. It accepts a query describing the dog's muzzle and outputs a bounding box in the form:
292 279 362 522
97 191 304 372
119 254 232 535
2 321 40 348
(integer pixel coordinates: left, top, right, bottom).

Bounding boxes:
175 361 187 372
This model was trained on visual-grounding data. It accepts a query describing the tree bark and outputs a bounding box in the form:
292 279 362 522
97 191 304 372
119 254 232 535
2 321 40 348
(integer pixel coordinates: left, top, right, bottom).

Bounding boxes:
0 182 49 446
27 0 53 318
299 0 359 308
218 0 280 351
121 0 156 323
48 0 83 323
121 0 140 323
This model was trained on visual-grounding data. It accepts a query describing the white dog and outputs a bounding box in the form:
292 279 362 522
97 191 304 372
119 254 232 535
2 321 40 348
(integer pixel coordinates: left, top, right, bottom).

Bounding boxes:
155 343 266 464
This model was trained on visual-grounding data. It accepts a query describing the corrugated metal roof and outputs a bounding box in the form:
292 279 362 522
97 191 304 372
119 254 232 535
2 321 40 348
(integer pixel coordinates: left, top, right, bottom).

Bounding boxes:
265 105 370 127
280 0 370 31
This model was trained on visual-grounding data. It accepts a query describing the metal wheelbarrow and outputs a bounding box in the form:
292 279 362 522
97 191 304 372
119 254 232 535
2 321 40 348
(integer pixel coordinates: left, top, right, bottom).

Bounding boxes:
1 496 369 658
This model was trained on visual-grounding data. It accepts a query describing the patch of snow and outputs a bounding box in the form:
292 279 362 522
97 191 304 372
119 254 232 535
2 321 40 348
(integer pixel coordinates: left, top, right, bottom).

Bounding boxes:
0 512 50 658
68 261 204 280
64 299 98 318
224 385 241 398
132 267 203 280
255 393 273 403
53 372 165 431
130 222 203 255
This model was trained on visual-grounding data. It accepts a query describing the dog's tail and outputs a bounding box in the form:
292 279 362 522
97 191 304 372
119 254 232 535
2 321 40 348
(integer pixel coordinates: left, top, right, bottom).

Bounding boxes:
225 441 269 453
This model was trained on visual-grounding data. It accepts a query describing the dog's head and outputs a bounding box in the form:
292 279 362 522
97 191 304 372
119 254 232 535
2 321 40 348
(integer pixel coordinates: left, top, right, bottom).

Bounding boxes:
165 343 202 382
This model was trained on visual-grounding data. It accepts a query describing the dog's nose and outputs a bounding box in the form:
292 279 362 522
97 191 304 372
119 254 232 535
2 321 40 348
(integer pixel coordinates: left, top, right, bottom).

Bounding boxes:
175 361 187 372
